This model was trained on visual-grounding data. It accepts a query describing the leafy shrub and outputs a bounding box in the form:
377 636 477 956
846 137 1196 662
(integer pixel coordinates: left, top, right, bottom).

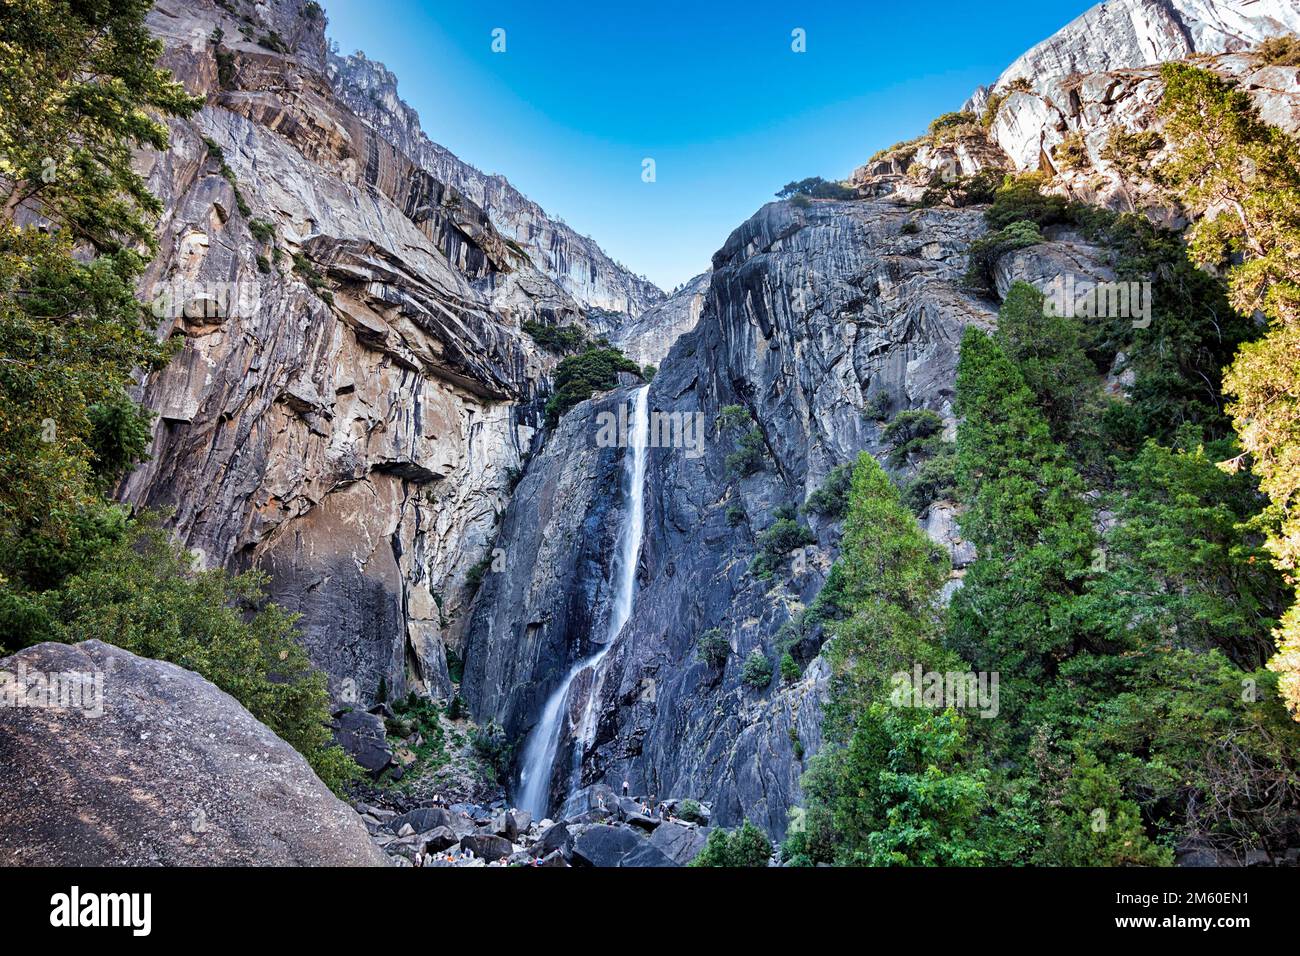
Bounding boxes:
984 173 1068 230
741 649 774 690
1257 34 1300 66
863 392 892 421
900 219 920 235
716 404 750 431
676 799 707 824
725 428 767 478
779 651 801 683
776 176 855 200
802 464 852 518
902 444 958 513
248 219 275 243
751 515 816 577
725 503 746 527
1053 131 1089 171
689 820 771 867
470 721 512 784
544 347 641 426
919 168 1001 209
963 219 1042 293
522 320 588 354
42 516 359 793
882 409 945 467
696 628 731 668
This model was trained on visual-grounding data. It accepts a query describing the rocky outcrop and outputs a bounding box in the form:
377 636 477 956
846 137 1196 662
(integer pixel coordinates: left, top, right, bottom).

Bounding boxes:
980 0 1300 97
0 641 389 866
589 271 711 368
121 0 664 710
327 52 664 317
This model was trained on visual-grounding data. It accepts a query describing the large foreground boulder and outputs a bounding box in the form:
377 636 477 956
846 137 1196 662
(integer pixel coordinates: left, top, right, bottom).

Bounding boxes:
0 641 388 866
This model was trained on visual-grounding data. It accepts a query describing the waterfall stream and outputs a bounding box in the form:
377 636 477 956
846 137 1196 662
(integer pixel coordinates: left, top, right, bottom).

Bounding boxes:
515 385 650 818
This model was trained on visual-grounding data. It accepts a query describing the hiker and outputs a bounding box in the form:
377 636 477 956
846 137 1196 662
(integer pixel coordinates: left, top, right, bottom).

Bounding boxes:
622 780 629 797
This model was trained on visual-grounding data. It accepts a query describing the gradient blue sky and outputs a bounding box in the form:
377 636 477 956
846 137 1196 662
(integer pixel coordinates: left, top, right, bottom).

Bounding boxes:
323 0 1095 291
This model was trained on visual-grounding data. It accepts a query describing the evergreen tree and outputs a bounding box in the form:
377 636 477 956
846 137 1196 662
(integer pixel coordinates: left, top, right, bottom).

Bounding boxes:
946 327 1095 720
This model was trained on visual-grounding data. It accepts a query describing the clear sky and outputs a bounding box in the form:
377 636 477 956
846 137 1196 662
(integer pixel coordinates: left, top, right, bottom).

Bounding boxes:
322 0 1096 291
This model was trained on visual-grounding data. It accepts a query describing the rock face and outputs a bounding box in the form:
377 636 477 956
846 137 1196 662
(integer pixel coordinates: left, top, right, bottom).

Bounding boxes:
327 52 664 317
120 0 663 710
465 196 1010 835
0 641 388 866
589 271 712 369
985 0 1300 95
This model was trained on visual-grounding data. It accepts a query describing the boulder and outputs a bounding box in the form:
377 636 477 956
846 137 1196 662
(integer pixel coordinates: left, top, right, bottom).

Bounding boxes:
388 806 450 834
619 842 678 867
331 709 394 779
0 641 389 866
570 824 643 867
530 822 573 859
423 826 459 853
649 821 709 866
459 833 513 861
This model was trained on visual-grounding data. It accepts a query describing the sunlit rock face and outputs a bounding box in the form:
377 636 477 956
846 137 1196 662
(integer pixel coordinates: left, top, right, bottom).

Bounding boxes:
326 52 665 318
123 0 667 708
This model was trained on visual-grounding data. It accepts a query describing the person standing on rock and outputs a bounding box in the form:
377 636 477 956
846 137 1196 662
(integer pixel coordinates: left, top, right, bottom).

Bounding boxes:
622 780 629 797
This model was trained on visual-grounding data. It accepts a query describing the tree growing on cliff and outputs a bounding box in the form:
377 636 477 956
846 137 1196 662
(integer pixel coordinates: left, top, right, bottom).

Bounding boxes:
1157 62 1300 720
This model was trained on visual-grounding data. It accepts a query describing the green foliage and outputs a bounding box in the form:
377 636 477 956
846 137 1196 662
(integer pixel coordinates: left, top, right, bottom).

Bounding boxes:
824 453 953 722
1256 34 1300 66
962 219 1042 293
882 409 945 468
521 320 588 354
947 328 1095 721
779 650 801 683
994 281 1104 463
464 554 493 596
927 111 979 142
544 347 641 426
1052 131 1089 171
740 649 773 690
1037 749 1172 866
1077 435 1286 669
984 173 1068 230
725 428 767 478
469 721 512 785
1156 62 1300 720
918 168 1001 209
695 628 730 668
32 516 359 792
802 463 853 518
750 514 815 577
676 799 707 825
790 705 988 866
776 177 855 200
863 392 892 421
716 404 750 431
724 503 746 527
902 445 958 514
689 820 771 867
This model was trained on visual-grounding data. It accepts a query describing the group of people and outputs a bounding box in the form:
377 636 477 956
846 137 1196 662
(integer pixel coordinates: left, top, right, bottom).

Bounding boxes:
623 780 674 822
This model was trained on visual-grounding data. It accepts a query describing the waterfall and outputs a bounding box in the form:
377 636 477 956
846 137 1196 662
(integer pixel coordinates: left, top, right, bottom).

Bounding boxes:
516 385 650 818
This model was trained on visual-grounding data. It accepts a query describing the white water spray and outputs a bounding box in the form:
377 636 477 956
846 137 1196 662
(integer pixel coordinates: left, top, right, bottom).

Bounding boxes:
516 385 650 818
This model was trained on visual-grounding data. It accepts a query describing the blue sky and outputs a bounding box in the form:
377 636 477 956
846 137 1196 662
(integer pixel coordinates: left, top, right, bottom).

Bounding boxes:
323 0 1095 291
